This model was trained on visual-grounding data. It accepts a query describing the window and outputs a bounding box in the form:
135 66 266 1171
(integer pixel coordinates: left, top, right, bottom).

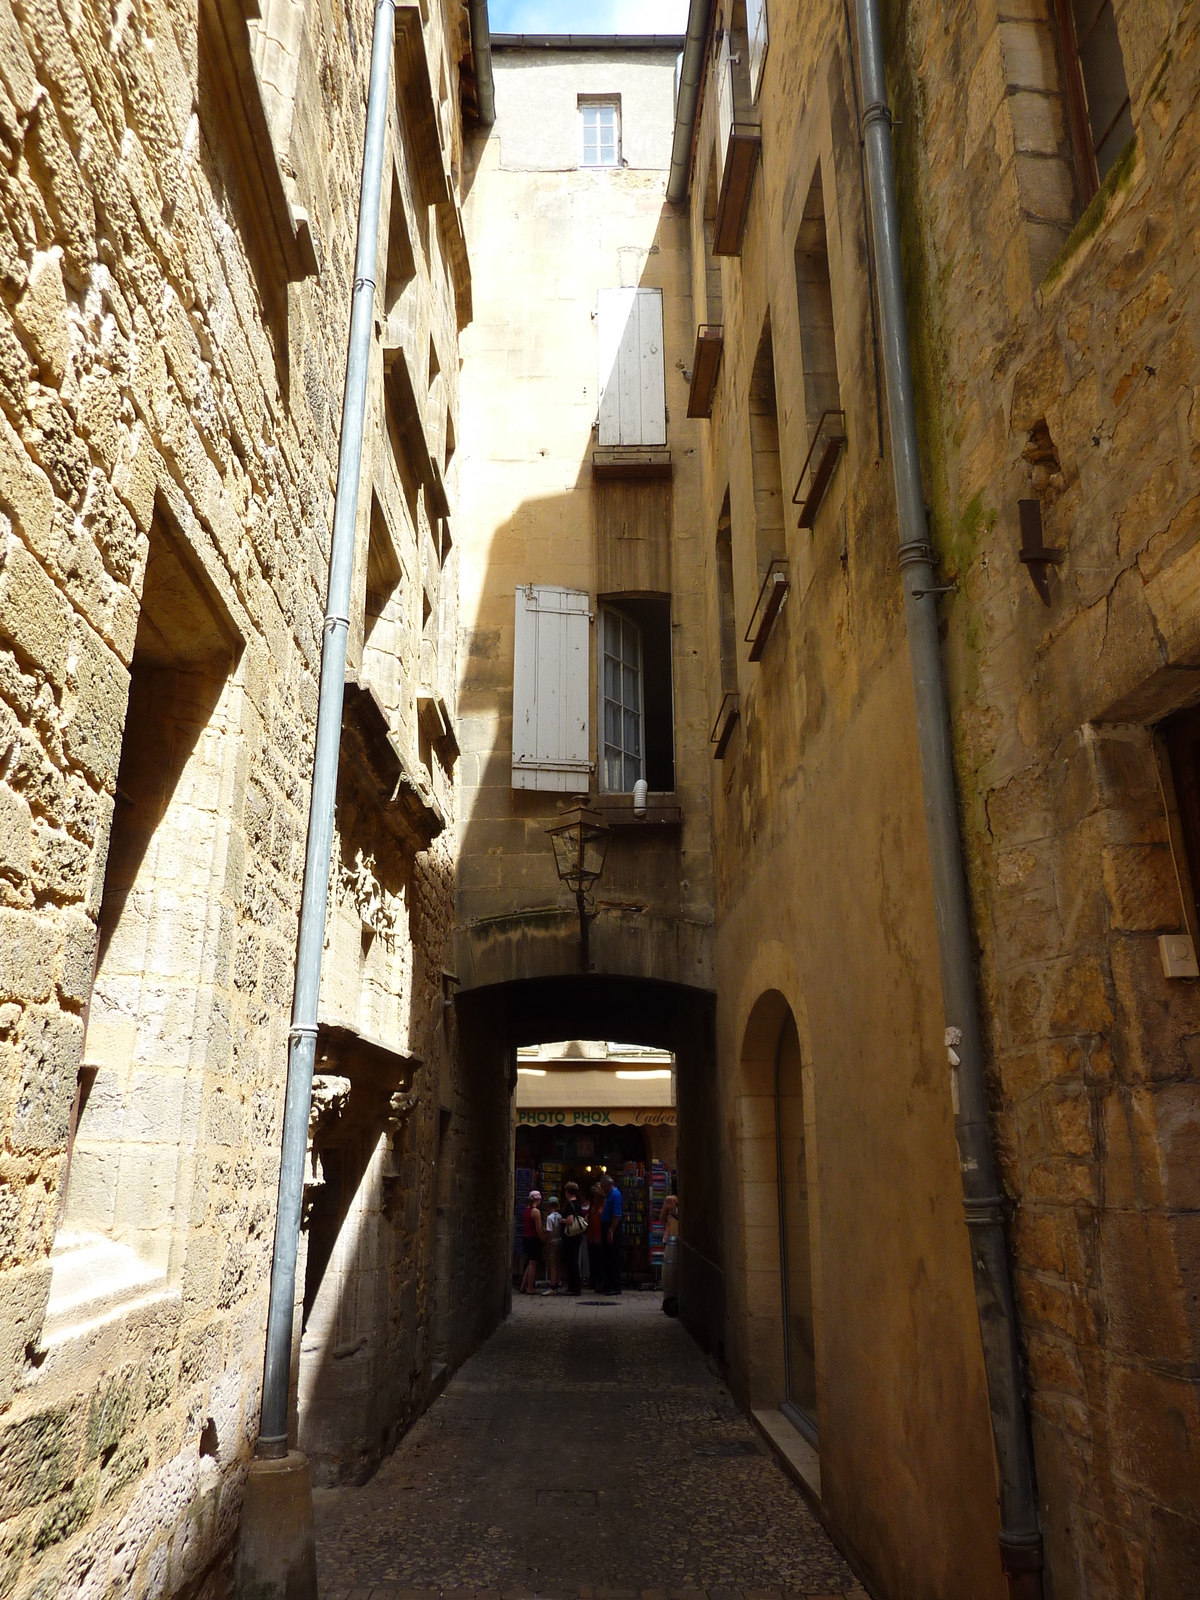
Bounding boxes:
1053 0 1133 201
749 316 785 581
715 493 737 692
1160 706 1200 938
580 99 620 167
48 511 242 1334
599 597 674 793
597 287 666 448
794 166 841 445
702 151 723 324
362 493 405 716
602 607 643 792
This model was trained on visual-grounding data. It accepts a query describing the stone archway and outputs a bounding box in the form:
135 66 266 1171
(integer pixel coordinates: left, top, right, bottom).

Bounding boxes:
736 990 817 1425
455 973 724 1357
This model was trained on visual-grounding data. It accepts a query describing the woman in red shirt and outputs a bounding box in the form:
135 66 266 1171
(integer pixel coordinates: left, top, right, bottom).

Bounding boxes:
519 1189 544 1295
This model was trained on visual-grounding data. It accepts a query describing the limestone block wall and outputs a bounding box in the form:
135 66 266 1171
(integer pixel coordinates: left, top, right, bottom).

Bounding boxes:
689 0 1200 1593
897 0 1200 1591
0 0 490 1593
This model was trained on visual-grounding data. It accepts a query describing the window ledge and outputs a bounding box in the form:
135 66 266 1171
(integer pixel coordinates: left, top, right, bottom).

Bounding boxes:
713 124 761 257
418 685 459 762
342 675 446 849
687 325 724 419
710 692 740 758
592 792 681 828
793 411 846 529
746 560 790 662
591 447 673 481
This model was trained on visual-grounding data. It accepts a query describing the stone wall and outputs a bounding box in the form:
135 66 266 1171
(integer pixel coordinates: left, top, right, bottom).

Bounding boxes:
684 2 1008 1595
896 0 1200 1591
686 0 1200 1594
0 0 498 1593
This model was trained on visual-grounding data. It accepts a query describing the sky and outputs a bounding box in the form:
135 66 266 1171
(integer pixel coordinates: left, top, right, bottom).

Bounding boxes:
487 0 691 32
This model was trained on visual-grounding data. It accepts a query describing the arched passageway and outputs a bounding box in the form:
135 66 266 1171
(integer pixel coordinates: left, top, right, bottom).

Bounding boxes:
455 973 726 1359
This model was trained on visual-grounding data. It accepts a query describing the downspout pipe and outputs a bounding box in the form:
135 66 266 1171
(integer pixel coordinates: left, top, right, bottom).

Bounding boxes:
852 2 1044 1595
469 0 495 127
256 0 396 1460
666 0 711 204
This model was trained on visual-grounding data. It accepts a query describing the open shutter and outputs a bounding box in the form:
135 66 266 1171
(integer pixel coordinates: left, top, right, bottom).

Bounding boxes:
748 0 769 102
597 288 665 447
512 585 592 791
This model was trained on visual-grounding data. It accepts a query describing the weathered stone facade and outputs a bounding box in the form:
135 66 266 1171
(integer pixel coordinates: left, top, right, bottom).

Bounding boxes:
683 0 1200 1596
0 0 506 1593
899 1 1200 1592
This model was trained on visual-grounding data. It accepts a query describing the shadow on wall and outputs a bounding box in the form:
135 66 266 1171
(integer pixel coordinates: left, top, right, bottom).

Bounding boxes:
294 825 512 1487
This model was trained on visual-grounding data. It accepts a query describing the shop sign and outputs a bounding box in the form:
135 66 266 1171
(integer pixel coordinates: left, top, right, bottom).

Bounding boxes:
515 1108 676 1127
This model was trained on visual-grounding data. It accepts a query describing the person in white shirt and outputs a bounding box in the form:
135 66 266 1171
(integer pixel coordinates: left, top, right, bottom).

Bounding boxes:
543 1197 563 1294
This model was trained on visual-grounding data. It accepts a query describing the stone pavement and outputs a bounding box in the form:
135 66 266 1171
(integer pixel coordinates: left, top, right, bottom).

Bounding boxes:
314 1291 863 1599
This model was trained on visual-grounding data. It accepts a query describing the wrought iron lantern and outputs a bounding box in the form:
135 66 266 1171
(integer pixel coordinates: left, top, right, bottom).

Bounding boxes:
547 800 610 973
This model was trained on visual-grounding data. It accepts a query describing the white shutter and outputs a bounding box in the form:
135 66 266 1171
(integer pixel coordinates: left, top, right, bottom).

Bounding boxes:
748 0 769 102
512 585 592 792
597 288 665 448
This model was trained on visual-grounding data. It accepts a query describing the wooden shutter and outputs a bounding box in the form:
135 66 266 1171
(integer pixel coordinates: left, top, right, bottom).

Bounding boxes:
597 288 666 448
512 585 592 791
748 0 769 102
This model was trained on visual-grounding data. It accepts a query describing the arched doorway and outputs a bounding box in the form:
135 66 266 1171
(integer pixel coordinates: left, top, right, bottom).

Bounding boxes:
738 991 817 1435
774 1009 816 1432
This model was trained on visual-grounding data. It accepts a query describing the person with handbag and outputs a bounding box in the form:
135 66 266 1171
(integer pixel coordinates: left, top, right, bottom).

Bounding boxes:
560 1180 586 1295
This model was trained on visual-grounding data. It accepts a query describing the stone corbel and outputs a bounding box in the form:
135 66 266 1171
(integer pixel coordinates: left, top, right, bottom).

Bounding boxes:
304 1072 352 1217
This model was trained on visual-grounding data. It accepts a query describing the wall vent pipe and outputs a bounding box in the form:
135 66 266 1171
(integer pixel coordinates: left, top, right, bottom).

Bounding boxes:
852 0 1044 1594
667 0 712 204
255 0 397 1460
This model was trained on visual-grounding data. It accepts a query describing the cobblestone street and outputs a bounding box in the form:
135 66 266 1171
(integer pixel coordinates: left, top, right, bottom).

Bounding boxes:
314 1294 862 1599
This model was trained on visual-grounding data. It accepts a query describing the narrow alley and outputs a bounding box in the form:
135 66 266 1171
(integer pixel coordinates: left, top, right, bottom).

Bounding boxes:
313 1296 859 1599
1 0 1198 1595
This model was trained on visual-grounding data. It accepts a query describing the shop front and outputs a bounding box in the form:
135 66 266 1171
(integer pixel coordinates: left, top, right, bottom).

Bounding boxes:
513 1045 677 1284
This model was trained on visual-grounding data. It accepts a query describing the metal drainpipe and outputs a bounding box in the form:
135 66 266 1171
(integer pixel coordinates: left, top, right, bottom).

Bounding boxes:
852 1 1044 1594
666 0 712 205
469 0 495 127
255 0 396 1460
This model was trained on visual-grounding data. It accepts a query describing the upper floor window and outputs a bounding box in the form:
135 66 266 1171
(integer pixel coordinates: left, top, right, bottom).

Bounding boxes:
1053 0 1133 201
602 606 643 792
581 99 621 167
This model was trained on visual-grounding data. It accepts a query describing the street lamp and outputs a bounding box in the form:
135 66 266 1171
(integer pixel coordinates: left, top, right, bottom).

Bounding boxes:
547 799 611 973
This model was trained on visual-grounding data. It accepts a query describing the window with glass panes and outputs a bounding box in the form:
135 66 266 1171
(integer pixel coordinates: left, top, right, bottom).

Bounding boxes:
602 607 643 791
581 101 620 167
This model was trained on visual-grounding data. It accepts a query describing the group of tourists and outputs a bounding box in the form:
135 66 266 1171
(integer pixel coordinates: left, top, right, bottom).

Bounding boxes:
519 1175 626 1296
